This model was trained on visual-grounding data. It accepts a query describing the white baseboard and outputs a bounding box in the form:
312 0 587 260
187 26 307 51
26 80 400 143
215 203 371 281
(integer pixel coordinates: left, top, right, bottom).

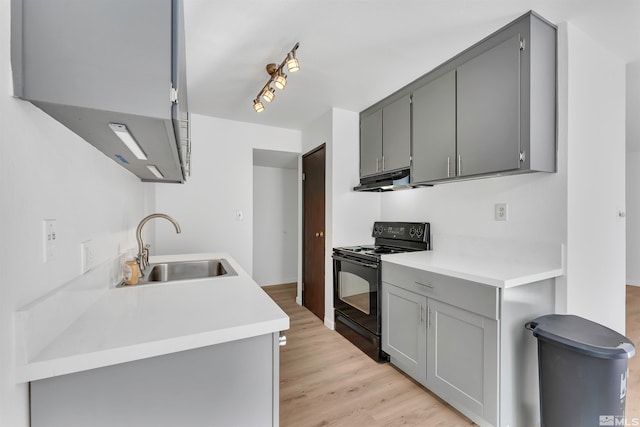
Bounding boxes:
295 296 302 305
627 280 640 287
324 316 335 330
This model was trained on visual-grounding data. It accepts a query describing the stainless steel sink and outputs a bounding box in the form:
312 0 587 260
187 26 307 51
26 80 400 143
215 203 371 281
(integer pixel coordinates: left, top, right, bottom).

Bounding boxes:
119 258 237 287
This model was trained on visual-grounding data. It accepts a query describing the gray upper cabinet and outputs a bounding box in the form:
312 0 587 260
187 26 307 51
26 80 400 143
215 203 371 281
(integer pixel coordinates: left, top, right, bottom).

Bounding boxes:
359 95 411 179
382 96 411 173
11 0 189 183
413 12 556 184
359 11 556 189
360 110 383 177
411 71 457 182
456 35 521 177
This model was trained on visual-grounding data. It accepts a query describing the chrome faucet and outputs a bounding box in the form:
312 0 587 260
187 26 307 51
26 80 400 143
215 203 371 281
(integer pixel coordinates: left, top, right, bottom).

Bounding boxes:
136 213 181 274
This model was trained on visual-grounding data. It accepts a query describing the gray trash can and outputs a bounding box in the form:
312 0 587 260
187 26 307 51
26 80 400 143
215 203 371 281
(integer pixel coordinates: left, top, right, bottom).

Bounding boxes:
526 314 635 427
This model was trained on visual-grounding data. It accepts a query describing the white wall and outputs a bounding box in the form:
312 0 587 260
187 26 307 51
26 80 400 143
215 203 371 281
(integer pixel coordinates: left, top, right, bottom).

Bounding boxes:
565 23 627 333
154 114 300 275
0 1 153 423
300 108 381 327
252 166 298 286
626 61 640 286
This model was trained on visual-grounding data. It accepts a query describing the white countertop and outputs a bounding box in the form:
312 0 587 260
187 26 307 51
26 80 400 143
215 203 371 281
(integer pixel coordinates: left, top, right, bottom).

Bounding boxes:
16 253 289 383
381 249 564 288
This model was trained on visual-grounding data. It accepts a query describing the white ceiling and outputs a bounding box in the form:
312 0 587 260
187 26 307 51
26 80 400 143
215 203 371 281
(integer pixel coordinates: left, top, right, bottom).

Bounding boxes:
184 0 640 131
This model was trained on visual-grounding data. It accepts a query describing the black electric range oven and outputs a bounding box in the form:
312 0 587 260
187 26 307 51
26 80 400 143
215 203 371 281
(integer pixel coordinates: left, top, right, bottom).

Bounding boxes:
333 221 430 362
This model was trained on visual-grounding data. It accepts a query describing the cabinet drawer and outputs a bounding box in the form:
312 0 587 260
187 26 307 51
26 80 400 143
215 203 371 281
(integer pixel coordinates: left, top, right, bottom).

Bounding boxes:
382 262 499 320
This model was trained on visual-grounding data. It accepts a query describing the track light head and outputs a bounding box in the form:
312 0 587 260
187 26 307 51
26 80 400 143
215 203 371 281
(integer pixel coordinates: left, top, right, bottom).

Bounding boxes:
286 52 300 73
253 99 264 112
262 87 275 103
274 72 287 90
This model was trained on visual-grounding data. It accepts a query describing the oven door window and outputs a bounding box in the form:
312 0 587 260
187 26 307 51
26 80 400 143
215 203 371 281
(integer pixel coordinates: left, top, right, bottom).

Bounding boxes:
339 272 370 314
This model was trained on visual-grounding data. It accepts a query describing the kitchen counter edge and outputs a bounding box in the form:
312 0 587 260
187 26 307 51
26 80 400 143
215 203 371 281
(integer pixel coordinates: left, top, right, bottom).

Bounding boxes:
15 253 289 383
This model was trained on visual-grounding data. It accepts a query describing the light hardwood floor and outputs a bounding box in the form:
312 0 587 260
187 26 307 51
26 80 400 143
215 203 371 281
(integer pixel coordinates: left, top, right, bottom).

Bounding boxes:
264 283 640 427
626 285 640 420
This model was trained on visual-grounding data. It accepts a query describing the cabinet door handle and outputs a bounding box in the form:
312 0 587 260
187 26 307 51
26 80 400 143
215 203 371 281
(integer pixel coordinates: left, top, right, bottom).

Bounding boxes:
419 304 424 324
427 306 431 328
458 154 462 175
447 157 451 177
376 157 380 172
415 281 433 289
382 156 385 171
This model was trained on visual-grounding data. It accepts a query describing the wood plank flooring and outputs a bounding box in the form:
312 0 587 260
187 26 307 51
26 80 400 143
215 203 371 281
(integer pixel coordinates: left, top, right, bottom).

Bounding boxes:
626 285 640 420
264 283 474 427
265 283 640 426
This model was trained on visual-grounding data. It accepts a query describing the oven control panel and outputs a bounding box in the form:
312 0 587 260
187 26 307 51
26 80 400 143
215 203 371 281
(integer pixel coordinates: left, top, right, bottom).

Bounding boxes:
372 222 430 243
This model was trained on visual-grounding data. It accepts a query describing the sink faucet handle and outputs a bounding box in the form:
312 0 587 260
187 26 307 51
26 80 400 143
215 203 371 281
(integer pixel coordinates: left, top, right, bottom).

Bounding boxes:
143 245 151 269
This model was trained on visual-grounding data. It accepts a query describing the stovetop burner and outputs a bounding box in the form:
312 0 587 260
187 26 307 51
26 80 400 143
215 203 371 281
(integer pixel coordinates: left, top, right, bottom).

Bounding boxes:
333 222 431 261
336 245 412 256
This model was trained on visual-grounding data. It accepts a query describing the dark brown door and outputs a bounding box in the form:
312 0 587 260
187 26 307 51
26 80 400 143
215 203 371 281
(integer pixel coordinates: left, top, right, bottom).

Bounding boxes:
302 144 326 321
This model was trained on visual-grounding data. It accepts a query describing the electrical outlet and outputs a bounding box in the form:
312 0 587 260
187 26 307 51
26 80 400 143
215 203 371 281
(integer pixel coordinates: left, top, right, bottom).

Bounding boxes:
495 203 508 221
43 219 57 262
80 239 96 273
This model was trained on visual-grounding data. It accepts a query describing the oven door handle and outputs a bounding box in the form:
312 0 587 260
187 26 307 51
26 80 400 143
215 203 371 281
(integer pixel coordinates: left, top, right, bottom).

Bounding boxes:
332 254 378 269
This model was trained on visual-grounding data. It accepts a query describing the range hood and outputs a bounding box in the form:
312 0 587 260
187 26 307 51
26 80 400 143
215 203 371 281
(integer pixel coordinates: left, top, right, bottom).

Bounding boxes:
354 169 430 192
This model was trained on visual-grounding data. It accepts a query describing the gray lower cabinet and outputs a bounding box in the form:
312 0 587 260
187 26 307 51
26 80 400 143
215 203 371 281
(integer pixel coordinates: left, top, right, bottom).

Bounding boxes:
382 262 499 427
427 299 499 426
382 260 557 427
30 333 281 427
381 282 427 386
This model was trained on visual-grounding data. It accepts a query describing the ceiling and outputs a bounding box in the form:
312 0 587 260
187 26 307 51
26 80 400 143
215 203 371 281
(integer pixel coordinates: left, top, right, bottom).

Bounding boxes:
184 0 640 131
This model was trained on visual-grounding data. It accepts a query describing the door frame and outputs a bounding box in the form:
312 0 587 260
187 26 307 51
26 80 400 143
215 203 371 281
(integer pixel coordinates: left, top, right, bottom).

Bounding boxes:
301 143 326 319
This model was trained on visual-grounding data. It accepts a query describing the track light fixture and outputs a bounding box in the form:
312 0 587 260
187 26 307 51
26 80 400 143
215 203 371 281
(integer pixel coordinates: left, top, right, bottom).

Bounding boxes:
253 42 300 113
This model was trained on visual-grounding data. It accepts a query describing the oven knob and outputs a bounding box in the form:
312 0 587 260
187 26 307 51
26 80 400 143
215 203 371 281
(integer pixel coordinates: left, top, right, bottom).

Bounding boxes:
409 227 416 237
376 225 383 234
415 227 423 238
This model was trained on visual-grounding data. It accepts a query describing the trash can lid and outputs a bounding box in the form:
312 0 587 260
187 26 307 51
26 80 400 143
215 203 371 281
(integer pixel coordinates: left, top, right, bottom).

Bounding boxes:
526 314 635 359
